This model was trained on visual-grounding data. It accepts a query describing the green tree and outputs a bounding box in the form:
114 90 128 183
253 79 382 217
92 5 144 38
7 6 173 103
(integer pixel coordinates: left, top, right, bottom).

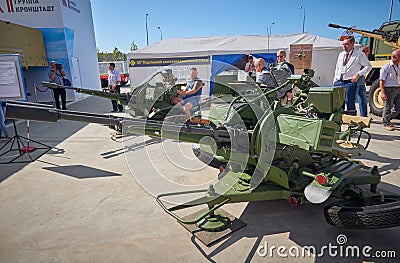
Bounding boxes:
97 47 127 62
130 40 138 51
96 47 104 62
112 47 122 61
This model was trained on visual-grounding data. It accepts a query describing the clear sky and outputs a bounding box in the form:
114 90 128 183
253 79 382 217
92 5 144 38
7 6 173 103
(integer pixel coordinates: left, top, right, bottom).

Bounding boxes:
91 0 400 53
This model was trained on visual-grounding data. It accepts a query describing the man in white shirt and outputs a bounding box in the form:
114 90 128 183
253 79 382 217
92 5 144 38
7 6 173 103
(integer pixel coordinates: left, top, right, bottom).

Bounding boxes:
379 49 400 131
333 37 372 115
108 62 123 112
245 55 256 77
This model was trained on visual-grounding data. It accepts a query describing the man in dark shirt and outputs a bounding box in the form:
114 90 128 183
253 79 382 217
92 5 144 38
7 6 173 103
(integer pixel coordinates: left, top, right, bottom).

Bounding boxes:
48 61 67 110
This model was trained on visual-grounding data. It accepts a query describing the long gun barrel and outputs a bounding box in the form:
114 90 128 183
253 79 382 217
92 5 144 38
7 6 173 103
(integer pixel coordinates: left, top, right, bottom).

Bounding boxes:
5 100 122 131
4 100 233 146
328 23 400 49
328 23 379 36
41 81 131 106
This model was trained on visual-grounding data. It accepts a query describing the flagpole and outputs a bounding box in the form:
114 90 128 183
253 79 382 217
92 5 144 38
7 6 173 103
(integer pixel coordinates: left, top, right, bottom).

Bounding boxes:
388 0 394 22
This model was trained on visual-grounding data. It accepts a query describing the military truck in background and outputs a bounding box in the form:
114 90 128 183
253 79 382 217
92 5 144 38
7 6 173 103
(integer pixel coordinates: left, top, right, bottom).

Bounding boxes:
98 61 130 88
329 21 400 116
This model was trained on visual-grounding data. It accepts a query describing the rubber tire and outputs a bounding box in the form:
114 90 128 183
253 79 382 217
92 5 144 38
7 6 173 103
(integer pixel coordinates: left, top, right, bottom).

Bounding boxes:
324 195 400 229
192 144 223 169
368 79 383 117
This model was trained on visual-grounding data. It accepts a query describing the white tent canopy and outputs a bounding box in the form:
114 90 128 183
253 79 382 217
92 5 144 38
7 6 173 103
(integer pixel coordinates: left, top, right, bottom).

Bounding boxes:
130 33 342 58
127 33 343 89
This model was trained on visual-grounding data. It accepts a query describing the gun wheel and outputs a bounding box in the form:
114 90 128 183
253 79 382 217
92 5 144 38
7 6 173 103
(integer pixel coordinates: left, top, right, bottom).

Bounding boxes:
324 195 400 229
369 79 384 117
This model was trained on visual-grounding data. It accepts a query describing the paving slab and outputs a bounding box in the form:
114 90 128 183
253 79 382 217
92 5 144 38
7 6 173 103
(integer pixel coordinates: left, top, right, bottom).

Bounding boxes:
0 95 399 263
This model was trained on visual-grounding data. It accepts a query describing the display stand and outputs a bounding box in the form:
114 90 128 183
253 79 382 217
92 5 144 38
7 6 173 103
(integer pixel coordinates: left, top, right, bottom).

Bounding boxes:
0 54 50 163
0 120 51 164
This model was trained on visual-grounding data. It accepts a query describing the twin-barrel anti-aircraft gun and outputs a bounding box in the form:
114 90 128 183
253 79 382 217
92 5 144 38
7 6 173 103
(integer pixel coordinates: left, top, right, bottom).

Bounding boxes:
5 68 400 243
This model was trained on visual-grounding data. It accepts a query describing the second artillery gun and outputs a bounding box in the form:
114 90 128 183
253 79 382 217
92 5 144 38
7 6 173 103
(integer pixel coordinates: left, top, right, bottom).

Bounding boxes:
6 69 400 245
42 68 189 122
329 21 400 117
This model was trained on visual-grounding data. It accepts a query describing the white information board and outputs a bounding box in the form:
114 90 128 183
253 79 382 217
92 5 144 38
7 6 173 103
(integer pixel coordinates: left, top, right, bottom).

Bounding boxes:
0 54 26 100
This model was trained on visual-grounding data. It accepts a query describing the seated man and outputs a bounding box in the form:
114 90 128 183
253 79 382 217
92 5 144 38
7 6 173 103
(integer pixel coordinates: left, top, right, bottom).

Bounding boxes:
174 67 203 119
268 50 293 85
254 58 277 87
254 58 292 104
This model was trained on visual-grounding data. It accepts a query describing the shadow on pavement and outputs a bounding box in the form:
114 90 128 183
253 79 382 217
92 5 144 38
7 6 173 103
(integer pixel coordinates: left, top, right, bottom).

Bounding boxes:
368 132 400 142
192 183 400 263
100 135 163 159
42 164 121 179
0 121 88 183
0 96 113 183
361 149 400 175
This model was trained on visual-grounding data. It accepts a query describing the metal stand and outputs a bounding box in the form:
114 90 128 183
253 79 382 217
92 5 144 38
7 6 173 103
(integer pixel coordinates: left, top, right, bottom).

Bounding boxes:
0 120 51 164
